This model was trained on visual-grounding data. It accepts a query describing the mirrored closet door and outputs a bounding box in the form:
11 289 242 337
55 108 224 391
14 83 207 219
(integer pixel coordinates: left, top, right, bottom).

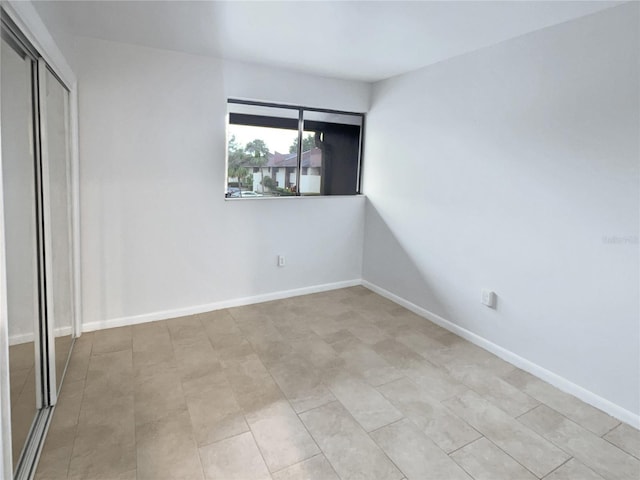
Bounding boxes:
1 21 41 474
1 10 76 480
41 65 75 393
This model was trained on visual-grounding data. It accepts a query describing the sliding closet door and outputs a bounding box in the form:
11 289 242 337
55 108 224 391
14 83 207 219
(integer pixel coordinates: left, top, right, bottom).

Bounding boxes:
40 64 74 396
1 31 41 470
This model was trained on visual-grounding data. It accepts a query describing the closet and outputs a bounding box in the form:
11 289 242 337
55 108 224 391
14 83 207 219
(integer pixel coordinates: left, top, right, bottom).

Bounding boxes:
1 9 77 480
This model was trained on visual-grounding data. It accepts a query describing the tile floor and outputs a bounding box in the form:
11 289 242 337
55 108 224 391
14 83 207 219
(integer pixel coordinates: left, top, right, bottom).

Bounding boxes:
10 335 72 467
9 341 36 468
35 287 640 480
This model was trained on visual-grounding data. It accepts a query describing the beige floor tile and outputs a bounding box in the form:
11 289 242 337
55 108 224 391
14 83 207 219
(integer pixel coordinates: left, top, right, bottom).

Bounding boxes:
132 321 172 353
270 315 316 344
449 437 537 480
372 338 427 370
307 313 353 339
68 424 136 480
323 369 402 432
133 347 178 379
38 379 79 476
199 432 271 480
214 335 255 359
11 398 36 466
92 326 132 355
201 311 252 354
300 401 403 480
77 391 135 442
173 338 221 381
114 470 137 480
452 365 539 417
198 309 239 334
181 368 229 397
504 369 619 435
42 424 77 454
55 335 74 385
371 418 472 480
50 379 85 430
405 361 468 402
545 458 605 479
272 454 339 480
134 369 187 426
348 322 390 346
373 337 467 401
183 372 249 446
233 315 282 346
265 352 335 413
35 443 73 479
84 349 133 391
604 423 640 460
395 330 447 358
63 351 91 383
72 332 94 354
377 377 481 453
332 336 402 386
9 342 36 370
221 353 285 413
322 329 359 346
290 334 344 372
519 405 640 480
10 366 31 405
251 339 295 368
167 315 207 347
427 340 515 379
443 390 569 477
136 410 204 480
37 288 637 480
375 308 441 337
246 399 320 472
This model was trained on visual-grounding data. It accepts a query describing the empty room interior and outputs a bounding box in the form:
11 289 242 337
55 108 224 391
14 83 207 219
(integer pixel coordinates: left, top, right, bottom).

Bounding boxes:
0 1 638 479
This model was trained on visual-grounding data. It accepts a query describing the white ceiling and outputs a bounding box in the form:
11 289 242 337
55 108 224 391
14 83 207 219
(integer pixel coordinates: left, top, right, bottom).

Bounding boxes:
33 0 624 82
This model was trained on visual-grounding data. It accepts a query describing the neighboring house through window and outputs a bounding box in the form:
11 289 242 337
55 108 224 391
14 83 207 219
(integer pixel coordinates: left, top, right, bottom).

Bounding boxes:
226 99 364 198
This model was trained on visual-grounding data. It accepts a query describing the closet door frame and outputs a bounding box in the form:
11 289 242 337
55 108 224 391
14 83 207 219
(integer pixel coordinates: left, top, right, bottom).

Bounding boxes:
38 58 76 406
0 2 80 478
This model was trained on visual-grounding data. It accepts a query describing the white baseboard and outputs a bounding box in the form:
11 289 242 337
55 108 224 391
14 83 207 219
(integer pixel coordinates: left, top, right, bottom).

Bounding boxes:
82 279 362 333
9 326 73 346
362 280 640 429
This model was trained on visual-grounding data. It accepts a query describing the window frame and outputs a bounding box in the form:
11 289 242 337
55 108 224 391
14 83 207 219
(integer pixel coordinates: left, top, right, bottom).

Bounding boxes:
226 98 365 198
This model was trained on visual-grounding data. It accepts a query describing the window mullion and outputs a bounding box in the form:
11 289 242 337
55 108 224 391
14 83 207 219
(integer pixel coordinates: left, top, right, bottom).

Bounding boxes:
295 108 303 196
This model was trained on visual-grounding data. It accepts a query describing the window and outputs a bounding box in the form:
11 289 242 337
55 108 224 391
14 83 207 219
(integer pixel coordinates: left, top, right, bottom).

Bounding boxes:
226 100 364 198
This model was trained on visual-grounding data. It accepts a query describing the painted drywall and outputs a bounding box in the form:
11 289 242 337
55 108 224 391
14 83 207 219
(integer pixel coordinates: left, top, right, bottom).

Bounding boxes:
363 3 639 417
59 36 368 327
223 59 369 112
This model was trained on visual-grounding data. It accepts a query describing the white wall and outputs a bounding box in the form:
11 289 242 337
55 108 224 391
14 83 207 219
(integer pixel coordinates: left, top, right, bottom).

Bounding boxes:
62 36 368 329
223 59 370 112
363 3 639 418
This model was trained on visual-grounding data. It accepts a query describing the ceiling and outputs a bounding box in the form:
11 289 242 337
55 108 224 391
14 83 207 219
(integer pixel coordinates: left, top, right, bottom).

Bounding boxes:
32 0 624 82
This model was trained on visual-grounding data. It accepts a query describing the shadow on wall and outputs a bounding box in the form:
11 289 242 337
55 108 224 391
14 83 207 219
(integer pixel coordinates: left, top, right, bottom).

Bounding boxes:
363 197 450 322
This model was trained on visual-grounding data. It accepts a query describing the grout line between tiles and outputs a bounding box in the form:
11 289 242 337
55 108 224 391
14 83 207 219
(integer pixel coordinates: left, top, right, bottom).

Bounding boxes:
222 309 315 476
515 401 543 420
367 417 406 435
474 434 545 479
600 421 622 438
445 434 484 456
539 456 573 479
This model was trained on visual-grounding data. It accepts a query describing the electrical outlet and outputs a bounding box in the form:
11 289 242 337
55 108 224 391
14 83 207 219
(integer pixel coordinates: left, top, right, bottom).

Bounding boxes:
278 255 285 267
481 289 496 309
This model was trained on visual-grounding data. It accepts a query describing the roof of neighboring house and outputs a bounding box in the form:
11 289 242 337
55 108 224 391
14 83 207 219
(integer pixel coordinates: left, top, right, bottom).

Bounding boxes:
242 147 322 169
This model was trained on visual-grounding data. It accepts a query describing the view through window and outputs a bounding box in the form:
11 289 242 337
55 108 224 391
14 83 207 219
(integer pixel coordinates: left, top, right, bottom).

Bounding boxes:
226 100 363 198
